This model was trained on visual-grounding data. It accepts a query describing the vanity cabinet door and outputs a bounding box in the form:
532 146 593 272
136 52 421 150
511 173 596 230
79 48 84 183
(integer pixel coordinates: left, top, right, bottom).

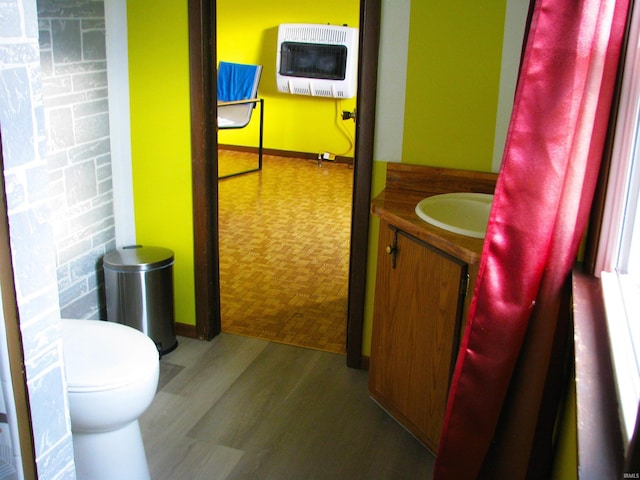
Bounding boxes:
369 221 468 452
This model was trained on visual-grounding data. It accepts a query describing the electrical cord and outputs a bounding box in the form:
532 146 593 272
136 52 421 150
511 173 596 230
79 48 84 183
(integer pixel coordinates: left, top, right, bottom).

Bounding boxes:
335 99 355 157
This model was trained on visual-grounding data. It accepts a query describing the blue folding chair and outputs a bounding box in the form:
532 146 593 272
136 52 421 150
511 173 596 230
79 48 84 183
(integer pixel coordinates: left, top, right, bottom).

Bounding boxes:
217 62 264 178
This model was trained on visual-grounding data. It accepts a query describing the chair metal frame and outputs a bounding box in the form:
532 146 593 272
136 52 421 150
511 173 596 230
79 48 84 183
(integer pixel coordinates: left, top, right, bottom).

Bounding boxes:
217 63 264 179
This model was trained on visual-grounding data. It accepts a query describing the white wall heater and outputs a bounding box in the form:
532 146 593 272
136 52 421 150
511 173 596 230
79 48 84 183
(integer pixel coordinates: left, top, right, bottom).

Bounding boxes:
276 23 359 99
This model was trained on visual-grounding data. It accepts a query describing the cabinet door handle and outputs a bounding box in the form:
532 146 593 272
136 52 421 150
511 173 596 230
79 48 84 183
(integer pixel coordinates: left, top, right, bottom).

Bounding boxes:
461 273 470 298
386 228 399 268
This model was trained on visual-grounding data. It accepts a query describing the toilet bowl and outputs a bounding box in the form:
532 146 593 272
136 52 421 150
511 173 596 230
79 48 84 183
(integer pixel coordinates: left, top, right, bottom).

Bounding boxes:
61 319 159 480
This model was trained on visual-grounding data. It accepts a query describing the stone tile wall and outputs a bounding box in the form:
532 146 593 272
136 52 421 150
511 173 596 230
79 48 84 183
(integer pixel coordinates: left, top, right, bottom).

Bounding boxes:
0 0 76 477
37 0 115 320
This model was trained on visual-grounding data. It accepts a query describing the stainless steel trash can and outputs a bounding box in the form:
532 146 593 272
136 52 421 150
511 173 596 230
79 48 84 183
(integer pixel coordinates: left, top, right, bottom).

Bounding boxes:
103 245 177 356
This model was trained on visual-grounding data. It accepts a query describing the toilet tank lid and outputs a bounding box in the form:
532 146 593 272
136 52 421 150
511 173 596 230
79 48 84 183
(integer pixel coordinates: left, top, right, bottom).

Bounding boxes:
61 319 159 391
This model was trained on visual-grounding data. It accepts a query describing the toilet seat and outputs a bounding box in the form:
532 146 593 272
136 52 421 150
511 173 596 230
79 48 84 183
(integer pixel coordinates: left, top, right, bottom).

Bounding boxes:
62 319 159 393
61 319 160 480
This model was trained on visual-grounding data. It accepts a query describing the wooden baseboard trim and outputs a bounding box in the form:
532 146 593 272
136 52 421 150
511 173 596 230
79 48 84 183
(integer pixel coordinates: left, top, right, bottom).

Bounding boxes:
175 322 197 338
361 355 370 370
219 144 354 165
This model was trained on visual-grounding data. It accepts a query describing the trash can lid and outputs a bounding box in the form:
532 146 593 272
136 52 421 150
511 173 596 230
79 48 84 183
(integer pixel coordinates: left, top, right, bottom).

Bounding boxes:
103 245 174 272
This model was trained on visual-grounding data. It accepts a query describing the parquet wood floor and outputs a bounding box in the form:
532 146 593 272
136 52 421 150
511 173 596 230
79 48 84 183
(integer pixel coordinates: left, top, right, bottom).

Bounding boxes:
218 150 353 354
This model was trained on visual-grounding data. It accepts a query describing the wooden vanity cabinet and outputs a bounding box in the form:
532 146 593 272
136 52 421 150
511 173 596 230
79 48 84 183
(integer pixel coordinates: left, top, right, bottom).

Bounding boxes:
368 221 470 452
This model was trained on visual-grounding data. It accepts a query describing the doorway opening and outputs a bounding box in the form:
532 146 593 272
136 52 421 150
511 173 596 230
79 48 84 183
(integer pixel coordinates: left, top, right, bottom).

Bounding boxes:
187 0 380 368
216 8 359 354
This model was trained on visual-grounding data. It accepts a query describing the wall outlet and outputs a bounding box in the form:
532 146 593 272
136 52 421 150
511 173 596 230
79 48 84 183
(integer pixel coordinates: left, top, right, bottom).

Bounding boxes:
342 110 356 121
322 152 336 161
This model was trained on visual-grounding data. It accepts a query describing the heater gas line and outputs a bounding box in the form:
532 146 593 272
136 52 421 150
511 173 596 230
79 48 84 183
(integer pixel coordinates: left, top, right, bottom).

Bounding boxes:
318 99 356 164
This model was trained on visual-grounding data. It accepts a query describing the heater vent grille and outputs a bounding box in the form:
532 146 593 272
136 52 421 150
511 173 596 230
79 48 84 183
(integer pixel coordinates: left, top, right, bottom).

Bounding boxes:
294 86 311 95
280 25 349 44
276 23 358 99
315 89 332 97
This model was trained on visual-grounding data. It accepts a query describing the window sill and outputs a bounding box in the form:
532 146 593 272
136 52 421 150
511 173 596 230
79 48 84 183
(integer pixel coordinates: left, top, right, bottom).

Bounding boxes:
572 269 625 478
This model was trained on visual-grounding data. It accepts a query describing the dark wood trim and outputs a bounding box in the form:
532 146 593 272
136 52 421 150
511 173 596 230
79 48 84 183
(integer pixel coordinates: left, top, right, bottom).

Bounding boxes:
572 268 624 479
360 355 370 370
188 0 219 340
189 0 380 369
0 135 37 480
346 0 382 369
219 144 354 165
175 322 198 338
384 163 498 196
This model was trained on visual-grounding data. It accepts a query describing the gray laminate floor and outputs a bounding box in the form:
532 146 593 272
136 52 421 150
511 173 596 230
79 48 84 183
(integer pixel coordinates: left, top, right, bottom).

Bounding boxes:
140 333 435 480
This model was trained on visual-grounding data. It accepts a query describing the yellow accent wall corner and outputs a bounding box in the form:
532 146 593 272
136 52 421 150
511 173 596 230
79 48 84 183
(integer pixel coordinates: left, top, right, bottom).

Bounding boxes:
127 0 196 326
127 0 508 335
401 2 507 172
361 160 387 357
551 378 578 480
362 1 508 353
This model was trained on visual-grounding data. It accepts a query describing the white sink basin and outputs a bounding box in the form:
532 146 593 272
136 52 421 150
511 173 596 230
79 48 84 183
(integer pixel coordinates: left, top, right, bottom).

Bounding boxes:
415 193 494 239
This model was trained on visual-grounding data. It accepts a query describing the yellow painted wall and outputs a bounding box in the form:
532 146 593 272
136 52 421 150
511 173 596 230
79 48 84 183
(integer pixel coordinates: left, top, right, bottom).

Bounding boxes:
401 2 506 172
362 160 387 353
127 0 357 328
217 0 359 157
551 379 578 480
126 0 505 334
127 1 196 326
362 1 508 355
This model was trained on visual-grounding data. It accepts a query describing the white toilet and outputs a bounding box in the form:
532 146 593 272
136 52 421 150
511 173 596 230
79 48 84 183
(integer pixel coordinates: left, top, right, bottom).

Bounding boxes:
61 319 160 480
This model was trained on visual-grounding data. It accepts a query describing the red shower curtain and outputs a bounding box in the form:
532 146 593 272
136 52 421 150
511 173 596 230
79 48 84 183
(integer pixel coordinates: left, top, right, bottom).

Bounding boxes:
434 0 630 478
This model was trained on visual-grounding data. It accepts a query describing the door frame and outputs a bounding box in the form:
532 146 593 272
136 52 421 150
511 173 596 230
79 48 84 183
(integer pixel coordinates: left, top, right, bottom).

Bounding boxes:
0 135 37 479
187 0 381 368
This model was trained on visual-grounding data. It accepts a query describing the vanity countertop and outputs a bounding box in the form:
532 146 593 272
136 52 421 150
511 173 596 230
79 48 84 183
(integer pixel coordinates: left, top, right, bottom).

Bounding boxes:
371 163 498 265
371 188 485 265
